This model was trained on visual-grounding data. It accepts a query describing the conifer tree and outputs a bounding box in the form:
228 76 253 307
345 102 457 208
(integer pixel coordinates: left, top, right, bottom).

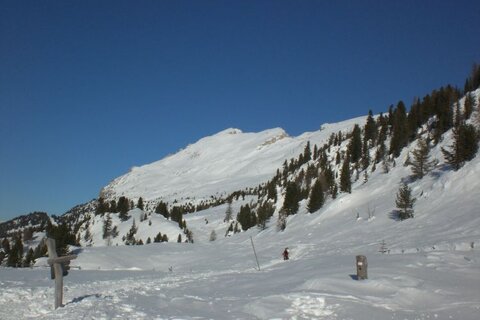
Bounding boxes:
390 101 409 157
2 238 10 254
442 123 479 170
364 110 377 143
7 235 23 267
395 183 416 220
155 201 169 219
237 204 255 231
348 124 363 163
102 213 112 239
463 93 474 120
137 197 144 210
96 197 108 215
281 181 300 215
307 179 324 213
170 206 183 223
410 138 436 179
109 199 117 213
23 248 35 267
361 136 370 170
303 141 312 163
125 219 138 245
117 196 130 221
340 153 352 193
257 201 274 230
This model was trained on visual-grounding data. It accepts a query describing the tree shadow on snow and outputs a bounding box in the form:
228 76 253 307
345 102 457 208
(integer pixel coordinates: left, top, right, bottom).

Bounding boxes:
349 274 358 280
66 293 112 305
389 210 401 221
70 248 83 255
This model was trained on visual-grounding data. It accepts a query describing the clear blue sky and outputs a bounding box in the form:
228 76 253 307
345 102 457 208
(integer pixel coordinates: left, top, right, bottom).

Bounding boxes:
1 0 479 221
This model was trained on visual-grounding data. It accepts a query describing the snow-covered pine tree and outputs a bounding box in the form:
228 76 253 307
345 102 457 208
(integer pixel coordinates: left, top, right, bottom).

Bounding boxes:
209 230 217 241
224 201 233 222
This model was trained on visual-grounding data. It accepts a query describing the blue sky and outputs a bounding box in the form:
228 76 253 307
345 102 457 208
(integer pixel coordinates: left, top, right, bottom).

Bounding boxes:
1 0 479 221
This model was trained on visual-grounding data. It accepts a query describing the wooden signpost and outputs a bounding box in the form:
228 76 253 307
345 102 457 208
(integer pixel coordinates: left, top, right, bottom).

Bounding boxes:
45 238 77 309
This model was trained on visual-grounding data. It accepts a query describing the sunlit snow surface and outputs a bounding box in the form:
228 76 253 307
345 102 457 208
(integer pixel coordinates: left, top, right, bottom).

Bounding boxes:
1 244 479 319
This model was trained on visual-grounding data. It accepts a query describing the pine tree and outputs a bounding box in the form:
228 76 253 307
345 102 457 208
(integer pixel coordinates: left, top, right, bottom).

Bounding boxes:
348 124 363 163
109 199 117 213
281 181 300 215
125 219 138 245
463 93 474 121
307 179 324 213
303 141 312 163
395 183 416 220
102 213 112 239
118 196 130 221
23 248 35 267
7 236 23 267
155 201 169 219
442 124 479 170
177 234 182 243
257 201 274 230
340 153 352 193
364 110 378 144
137 197 144 210
2 238 10 254
237 205 254 231
410 138 436 179
96 197 108 214
170 206 183 223
390 101 409 157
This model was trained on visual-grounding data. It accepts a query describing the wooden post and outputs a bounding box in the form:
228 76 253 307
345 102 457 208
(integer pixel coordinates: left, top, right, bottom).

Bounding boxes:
46 238 77 309
356 255 368 280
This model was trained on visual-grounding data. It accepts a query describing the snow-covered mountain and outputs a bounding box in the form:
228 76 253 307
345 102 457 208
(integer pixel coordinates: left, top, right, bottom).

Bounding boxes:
99 120 364 207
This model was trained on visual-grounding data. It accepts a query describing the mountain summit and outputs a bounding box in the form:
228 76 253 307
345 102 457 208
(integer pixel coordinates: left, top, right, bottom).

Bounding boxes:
100 127 295 204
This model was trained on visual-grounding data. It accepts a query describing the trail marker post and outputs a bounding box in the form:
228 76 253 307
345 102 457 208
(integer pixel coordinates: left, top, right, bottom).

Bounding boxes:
356 255 368 280
45 238 77 309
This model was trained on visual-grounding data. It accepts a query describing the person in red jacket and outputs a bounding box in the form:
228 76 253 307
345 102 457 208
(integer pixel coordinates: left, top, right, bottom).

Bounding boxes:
283 247 289 260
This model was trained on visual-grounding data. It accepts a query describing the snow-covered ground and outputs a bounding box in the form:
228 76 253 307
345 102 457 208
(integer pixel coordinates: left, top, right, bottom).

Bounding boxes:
1 239 479 319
